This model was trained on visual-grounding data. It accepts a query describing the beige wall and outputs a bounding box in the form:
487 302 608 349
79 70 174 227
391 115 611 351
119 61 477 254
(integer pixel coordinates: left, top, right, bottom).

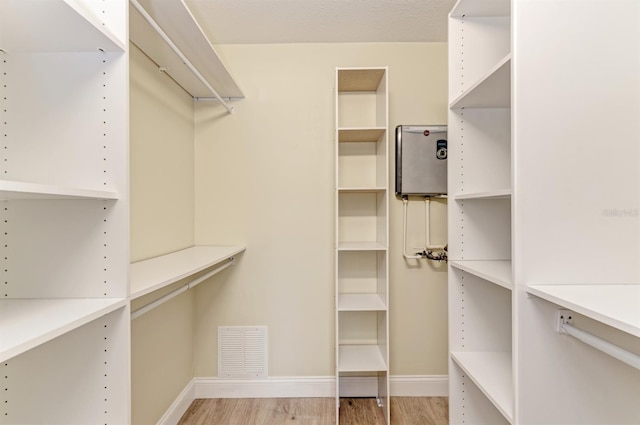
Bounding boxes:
193 43 448 377
130 43 196 425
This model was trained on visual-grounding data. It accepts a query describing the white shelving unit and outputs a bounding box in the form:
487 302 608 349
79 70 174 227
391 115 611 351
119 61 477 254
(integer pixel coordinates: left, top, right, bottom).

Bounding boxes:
448 0 640 423
335 67 389 424
0 1 130 423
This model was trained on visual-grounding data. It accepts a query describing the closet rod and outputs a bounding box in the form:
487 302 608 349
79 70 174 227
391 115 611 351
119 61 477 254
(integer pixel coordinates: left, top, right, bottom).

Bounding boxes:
131 257 235 320
129 0 234 114
559 321 640 371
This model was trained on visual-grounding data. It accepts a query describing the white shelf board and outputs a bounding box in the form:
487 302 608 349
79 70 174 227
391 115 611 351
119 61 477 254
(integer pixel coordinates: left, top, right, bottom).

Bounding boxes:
338 187 387 193
129 0 243 99
0 297 127 362
337 242 387 251
454 189 511 200
450 260 512 290
450 54 511 109
527 284 640 338
339 345 387 372
338 293 387 311
451 351 513 423
450 0 510 18
130 245 246 299
338 128 386 143
0 180 118 200
0 0 125 52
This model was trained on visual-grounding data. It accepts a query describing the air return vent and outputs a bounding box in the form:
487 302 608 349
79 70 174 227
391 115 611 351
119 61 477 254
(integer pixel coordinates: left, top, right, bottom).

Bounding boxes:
218 326 268 378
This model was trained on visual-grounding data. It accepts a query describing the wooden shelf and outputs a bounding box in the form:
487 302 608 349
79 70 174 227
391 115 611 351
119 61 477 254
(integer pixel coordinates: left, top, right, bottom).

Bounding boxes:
450 260 512 290
450 0 511 18
450 55 511 109
527 284 640 338
0 180 118 200
0 298 127 363
129 0 243 99
338 128 386 143
338 187 387 193
337 69 386 92
337 242 387 251
454 189 511 200
0 0 125 52
451 351 513 423
338 294 387 311
131 245 246 299
339 345 387 372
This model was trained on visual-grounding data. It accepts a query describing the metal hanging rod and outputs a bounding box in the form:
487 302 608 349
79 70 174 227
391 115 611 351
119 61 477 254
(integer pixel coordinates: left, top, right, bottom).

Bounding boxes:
129 0 234 114
557 310 640 371
131 257 235 320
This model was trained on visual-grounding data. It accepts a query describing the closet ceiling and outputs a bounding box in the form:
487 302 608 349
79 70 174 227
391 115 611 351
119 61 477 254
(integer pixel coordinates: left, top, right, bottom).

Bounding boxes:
184 0 457 44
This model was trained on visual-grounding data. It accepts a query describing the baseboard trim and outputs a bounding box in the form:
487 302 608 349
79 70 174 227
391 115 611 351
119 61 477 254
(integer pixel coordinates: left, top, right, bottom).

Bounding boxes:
193 375 448 399
156 379 196 425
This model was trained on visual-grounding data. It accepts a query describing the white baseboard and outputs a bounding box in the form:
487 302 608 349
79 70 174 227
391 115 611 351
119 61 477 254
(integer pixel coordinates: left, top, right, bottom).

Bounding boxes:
158 375 448 424
194 375 448 399
156 380 196 425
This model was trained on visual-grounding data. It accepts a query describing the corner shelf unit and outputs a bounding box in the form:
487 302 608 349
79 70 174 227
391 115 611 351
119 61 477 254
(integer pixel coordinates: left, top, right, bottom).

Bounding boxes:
0 1 130 424
335 67 389 424
448 0 513 423
448 0 640 423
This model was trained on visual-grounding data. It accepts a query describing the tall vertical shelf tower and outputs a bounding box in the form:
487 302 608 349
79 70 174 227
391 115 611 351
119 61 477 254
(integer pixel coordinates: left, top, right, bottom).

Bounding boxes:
0 1 130 424
448 0 640 423
335 67 390 424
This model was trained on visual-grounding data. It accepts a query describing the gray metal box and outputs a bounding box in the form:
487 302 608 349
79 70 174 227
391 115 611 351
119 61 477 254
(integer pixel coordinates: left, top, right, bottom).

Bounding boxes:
395 125 447 196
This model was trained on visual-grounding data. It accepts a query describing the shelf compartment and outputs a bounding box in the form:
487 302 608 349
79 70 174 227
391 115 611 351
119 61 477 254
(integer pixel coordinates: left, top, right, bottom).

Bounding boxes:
0 297 127 363
338 191 387 247
0 180 118 200
338 128 386 143
527 284 640 338
450 351 513 423
450 260 512 290
339 345 387 372
337 69 386 92
337 68 387 129
131 245 246 299
338 294 387 311
338 250 387 304
449 197 511 261
337 131 387 188
0 0 126 52
450 55 511 109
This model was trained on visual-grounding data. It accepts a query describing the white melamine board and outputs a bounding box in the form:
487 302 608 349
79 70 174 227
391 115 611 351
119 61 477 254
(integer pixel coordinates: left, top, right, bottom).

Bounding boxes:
338 187 387 193
337 242 387 251
2 200 128 298
527 284 640 338
450 351 513 423
450 55 511 109
454 189 511 200
2 52 127 190
339 345 387 372
450 260 512 290
0 298 126 363
0 0 125 52
338 294 387 311
450 0 510 18
0 180 117 200
448 108 511 195
1 307 129 424
131 245 246 299
129 0 243 99
448 17 510 101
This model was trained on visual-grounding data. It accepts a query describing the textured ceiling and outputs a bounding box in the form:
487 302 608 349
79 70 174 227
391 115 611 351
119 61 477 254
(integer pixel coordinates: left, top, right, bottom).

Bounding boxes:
184 0 457 44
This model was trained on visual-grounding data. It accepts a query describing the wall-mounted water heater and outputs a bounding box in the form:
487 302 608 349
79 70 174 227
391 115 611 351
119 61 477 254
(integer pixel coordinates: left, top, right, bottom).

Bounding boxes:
395 125 447 196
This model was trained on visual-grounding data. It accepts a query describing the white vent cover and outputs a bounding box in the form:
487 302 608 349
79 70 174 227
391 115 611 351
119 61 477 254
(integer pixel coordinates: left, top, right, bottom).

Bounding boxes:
218 326 268 378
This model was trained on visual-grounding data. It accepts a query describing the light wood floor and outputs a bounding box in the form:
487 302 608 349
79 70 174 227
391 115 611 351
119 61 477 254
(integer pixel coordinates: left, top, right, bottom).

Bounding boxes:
178 397 448 425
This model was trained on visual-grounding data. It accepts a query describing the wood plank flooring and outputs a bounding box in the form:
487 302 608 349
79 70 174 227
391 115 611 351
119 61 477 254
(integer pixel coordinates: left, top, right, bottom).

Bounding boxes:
178 397 448 425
